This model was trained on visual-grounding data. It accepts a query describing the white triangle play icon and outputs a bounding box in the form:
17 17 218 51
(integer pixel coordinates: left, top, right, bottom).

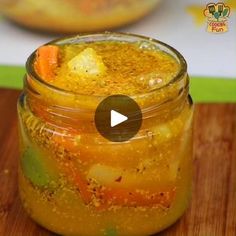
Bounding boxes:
111 110 128 128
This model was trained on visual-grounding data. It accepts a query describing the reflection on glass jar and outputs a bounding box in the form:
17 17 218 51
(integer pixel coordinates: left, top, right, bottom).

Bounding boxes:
1 0 161 33
17 33 193 236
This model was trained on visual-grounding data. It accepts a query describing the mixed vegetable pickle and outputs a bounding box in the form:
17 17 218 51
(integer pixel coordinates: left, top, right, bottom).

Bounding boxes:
1 0 161 33
18 34 193 236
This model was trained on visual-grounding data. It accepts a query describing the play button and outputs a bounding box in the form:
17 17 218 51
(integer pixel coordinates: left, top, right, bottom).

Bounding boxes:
111 110 128 127
95 95 142 142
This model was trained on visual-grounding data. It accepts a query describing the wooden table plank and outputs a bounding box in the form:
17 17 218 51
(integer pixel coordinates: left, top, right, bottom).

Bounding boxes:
0 89 235 236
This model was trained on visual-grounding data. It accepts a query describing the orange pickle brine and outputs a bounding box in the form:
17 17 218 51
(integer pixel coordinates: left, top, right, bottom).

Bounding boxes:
18 33 193 236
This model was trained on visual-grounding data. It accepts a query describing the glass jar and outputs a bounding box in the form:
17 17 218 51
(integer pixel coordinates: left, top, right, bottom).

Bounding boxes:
17 33 193 236
1 0 161 33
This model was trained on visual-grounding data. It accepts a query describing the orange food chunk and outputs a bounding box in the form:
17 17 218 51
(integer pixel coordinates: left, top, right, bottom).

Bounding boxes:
35 45 59 81
61 162 92 204
100 187 176 208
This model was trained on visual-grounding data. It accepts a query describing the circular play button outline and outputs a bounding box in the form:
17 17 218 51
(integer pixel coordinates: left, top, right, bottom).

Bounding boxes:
95 95 142 142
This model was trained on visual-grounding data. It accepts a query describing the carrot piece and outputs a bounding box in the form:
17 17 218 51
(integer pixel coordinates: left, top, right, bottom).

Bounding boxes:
100 187 176 209
61 162 92 204
34 45 59 81
73 172 92 204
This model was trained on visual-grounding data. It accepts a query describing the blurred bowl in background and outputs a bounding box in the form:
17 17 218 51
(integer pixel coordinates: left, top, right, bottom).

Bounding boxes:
0 0 161 33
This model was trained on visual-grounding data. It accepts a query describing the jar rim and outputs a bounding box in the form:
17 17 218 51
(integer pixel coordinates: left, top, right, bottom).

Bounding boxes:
26 32 188 100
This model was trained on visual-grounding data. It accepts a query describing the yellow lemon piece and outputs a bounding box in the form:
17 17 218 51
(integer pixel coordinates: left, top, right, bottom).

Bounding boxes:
68 47 107 77
187 5 206 26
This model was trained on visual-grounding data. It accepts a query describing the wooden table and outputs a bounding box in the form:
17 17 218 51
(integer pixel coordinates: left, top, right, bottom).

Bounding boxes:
0 89 235 236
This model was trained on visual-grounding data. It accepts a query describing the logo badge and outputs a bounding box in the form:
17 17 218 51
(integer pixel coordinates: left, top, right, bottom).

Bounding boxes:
204 2 230 33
